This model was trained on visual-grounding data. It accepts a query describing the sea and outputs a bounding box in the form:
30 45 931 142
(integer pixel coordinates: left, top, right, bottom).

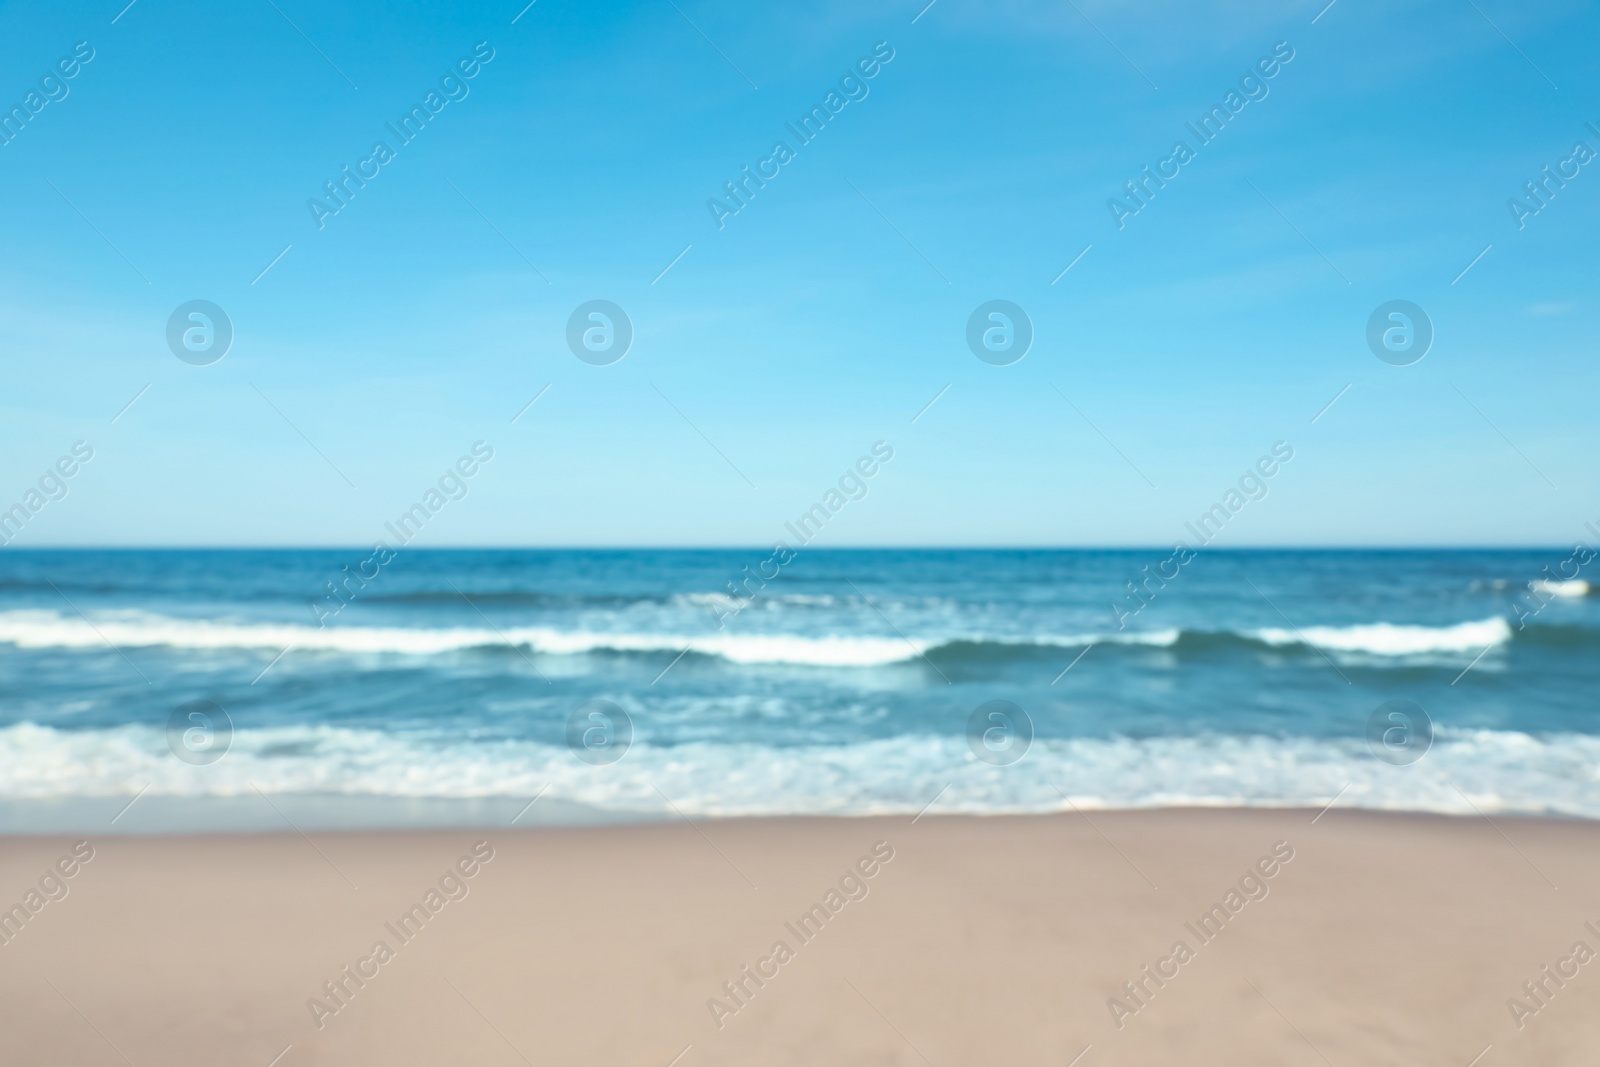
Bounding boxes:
0 548 1595 832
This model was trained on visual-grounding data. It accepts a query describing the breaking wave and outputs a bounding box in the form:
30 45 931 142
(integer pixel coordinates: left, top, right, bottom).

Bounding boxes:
0 611 1543 667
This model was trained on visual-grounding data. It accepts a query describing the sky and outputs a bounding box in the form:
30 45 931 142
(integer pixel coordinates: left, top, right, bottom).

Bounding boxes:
0 0 1597 547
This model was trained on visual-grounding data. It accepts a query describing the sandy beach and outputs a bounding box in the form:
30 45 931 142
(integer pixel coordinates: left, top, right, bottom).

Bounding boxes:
2 808 1598 1066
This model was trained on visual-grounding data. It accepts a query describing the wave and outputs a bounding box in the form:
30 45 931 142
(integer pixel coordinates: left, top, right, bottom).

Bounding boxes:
3 722 1599 819
1473 578 1595 599
363 590 662 608
897 622 1511 664
0 609 1157 666
1531 579 1592 598
675 592 841 609
0 610 1553 667
0 610 921 666
1247 617 1513 655
366 589 851 610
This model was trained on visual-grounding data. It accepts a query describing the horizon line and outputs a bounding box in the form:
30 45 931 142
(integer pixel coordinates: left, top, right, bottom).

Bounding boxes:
0 544 1585 553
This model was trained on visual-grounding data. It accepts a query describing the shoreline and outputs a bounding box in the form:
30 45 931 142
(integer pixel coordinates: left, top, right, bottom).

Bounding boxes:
4 795 1600 835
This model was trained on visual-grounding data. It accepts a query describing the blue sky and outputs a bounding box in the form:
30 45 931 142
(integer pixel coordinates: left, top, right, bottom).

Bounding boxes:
1 0 1596 546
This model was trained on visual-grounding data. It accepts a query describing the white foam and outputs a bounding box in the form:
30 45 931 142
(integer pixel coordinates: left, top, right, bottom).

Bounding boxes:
1531 579 1590 599
946 630 1179 650
1057 629 1181 648
0 609 1530 665
1251 617 1512 656
676 592 743 611
676 632 916 666
4 722 1598 820
675 592 839 609
0 610 922 666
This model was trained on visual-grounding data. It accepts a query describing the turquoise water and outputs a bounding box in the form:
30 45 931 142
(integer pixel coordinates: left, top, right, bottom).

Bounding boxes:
0 548 1595 826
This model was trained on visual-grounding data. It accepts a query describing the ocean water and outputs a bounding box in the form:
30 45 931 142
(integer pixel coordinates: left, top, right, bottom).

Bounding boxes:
1 548 1596 829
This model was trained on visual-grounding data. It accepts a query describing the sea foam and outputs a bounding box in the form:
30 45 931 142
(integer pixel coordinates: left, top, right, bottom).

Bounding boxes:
2 721 1597 820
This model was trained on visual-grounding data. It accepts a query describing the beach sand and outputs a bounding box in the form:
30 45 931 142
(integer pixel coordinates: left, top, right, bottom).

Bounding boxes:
2 808 1598 1065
